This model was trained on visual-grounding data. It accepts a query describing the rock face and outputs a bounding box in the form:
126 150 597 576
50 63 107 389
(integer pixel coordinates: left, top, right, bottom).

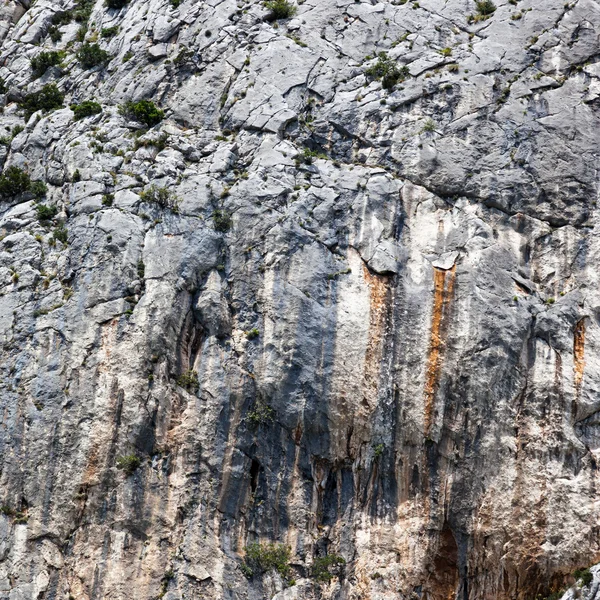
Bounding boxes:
0 0 599 598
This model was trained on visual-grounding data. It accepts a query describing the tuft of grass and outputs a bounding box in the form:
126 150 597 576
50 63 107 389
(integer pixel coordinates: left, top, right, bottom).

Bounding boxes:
469 0 496 21
421 119 436 133
264 0 297 20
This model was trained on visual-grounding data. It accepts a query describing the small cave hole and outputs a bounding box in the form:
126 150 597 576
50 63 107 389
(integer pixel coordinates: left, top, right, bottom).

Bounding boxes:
250 459 260 494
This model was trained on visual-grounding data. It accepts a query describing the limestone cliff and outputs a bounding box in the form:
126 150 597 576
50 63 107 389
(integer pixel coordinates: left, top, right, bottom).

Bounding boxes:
0 0 600 598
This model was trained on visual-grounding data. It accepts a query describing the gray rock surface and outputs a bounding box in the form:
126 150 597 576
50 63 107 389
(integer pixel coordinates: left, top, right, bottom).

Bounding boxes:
0 0 599 598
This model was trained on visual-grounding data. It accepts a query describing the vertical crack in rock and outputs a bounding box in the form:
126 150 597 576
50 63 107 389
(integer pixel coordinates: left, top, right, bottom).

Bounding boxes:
423 266 456 435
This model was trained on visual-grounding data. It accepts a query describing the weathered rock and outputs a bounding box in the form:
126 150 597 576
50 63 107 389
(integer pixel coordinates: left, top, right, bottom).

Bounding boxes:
0 0 599 599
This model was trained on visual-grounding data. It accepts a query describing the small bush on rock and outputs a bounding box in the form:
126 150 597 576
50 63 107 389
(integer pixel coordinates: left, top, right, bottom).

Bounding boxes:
51 10 73 25
248 399 274 426
212 209 232 232
365 52 410 89
52 225 68 244
139 185 178 210
312 554 346 583
36 203 58 222
77 43 110 69
120 99 164 127
73 0 94 22
177 370 199 392
48 26 62 42
264 0 297 19
476 0 496 15
30 180 48 198
71 100 102 120
19 84 64 118
106 0 129 8
30 51 64 78
0 167 31 199
101 25 119 38
116 454 141 475
574 568 593 587
243 543 291 578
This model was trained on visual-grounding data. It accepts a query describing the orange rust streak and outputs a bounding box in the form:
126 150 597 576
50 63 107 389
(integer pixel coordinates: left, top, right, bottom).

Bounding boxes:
573 319 586 392
423 266 455 435
363 265 390 396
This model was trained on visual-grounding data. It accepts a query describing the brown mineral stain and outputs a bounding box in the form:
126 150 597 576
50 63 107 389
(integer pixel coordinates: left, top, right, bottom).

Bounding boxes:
363 265 391 400
423 266 456 435
573 318 585 394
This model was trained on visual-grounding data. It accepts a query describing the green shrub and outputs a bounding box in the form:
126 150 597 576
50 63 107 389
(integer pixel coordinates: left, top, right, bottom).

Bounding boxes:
365 52 410 89
177 370 199 392
248 399 274 425
574 568 593 587
30 180 48 198
246 328 260 340
77 43 110 69
243 543 291 578
101 25 119 38
212 209 232 232
76 24 88 41
48 26 62 42
102 193 114 206
52 226 68 244
139 185 177 210
476 0 496 15
36 203 58 222
0 167 31 199
264 0 297 20
30 51 64 78
312 554 346 582
106 0 129 8
116 454 141 475
73 0 94 22
71 100 102 120
0 77 7 94
300 147 327 165
19 83 64 117
51 10 73 25
120 99 164 127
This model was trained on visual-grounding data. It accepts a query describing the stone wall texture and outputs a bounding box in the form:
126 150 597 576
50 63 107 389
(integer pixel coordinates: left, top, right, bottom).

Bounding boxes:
0 0 600 598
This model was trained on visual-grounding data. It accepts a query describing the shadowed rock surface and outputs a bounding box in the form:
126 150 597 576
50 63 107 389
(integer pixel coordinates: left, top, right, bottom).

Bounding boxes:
0 0 599 598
